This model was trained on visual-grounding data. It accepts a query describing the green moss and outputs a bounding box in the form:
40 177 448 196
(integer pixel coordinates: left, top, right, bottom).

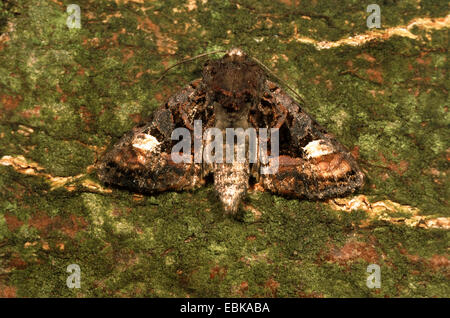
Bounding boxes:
26 133 93 176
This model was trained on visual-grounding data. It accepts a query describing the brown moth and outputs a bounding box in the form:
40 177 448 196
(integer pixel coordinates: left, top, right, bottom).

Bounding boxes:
96 48 364 216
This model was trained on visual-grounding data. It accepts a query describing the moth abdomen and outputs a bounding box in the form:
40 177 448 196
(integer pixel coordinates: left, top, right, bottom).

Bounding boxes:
213 161 249 215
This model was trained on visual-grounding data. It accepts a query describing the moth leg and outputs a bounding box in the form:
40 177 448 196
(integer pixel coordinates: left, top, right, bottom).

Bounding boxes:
179 106 194 130
273 102 288 129
249 115 259 129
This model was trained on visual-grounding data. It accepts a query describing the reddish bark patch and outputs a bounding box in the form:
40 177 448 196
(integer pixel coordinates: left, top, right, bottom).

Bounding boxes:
416 56 431 66
357 53 376 63
50 0 63 6
20 106 41 118
0 33 11 51
366 68 383 84
239 281 248 294
232 281 249 296
154 86 175 102
0 284 17 298
264 278 280 297
28 211 54 232
56 84 68 103
398 244 449 275
396 160 409 175
154 92 164 101
129 113 142 124
28 212 87 238
4 214 24 231
351 146 360 160
121 47 135 63
210 265 227 280
0 94 22 111
77 67 86 76
79 106 96 125
379 153 409 176
60 215 88 239
8 253 27 269
136 17 177 54
326 240 379 265
429 255 450 271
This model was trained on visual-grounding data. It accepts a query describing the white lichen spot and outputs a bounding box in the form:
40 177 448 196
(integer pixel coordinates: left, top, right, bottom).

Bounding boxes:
132 134 161 153
304 140 335 159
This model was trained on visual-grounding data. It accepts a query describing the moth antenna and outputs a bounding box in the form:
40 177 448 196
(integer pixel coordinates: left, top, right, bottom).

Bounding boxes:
156 50 227 84
249 56 306 105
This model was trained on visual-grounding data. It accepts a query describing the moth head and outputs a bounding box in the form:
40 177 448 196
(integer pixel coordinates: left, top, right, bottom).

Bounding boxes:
203 49 265 113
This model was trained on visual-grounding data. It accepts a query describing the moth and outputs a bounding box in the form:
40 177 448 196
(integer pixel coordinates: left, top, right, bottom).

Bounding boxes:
96 48 364 216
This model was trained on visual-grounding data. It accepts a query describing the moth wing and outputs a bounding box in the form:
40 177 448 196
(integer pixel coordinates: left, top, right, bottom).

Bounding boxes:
96 79 208 193
255 80 364 200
